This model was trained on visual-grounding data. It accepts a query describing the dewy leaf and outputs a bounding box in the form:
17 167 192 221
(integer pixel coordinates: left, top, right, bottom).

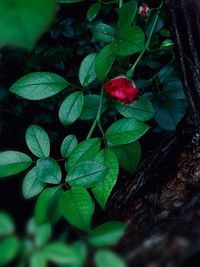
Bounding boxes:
0 151 32 177
26 124 50 158
0 236 20 266
79 53 97 87
59 187 95 232
10 72 69 100
109 141 141 173
22 167 45 199
116 96 155 121
79 95 107 120
118 1 137 27
95 44 116 81
95 250 126 267
105 118 150 145
67 138 101 170
67 161 108 188
59 92 84 126
88 221 126 247
92 23 116 43
92 149 119 209
36 158 62 184
113 26 144 56
61 135 78 159
34 187 62 224
87 3 101 22
0 0 56 50
44 242 79 265
0 212 15 237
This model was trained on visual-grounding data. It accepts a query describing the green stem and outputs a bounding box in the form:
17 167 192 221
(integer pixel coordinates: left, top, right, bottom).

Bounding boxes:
126 1 164 78
86 89 104 140
119 0 123 8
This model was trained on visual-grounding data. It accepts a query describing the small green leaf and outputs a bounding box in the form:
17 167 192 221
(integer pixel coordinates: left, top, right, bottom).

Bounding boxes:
71 241 87 266
26 125 50 158
59 187 95 232
10 72 69 100
35 223 52 248
87 3 101 22
105 118 150 145
67 138 101 170
0 151 32 177
22 167 45 199
113 26 144 56
0 0 56 50
79 95 107 120
61 135 78 159
79 53 97 87
45 242 78 264
92 149 119 209
118 1 137 27
88 221 126 247
59 92 84 126
95 250 126 267
30 251 47 267
0 237 20 266
92 23 116 43
163 80 185 99
0 212 15 237
95 44 116 81
67 161 108 188
35 187 62 224
58 0 83 3
116 96 155 121
36 158 61 184
109 141 141 173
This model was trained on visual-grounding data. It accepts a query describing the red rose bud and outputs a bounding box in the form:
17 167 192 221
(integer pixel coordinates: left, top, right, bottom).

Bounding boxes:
103 76 139 104
139 5 149 16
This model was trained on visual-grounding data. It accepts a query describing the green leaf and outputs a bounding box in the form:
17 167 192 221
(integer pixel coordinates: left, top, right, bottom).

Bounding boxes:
26 125 50 158
59 187 95 232
79 53 97 87
58 0 83 3
95 44 116 81
45 242 78 264
67 138 101 170
59 92 84 126
35 223 52 248
67 161 108 188
22 167 45 199
0 151 32 177
10 72 69 100
92 23 116 43
36 158 61 184
163 80 185 99
109 141 141 173
0 0 56 50
92 149 119 209
87 3 101 22
30 251 47 267
88 221 126 247
79 95 107 120
105 118 150 145
71 241 87 267
35 187 62 224
118 1 137 27
116 96 155 121
0 237 20 266
61 135 78 159
0 212 15 237
113 26 144 56
95 250 126 267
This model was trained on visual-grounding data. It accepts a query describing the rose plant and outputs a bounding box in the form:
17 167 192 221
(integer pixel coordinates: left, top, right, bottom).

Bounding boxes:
0 0 187 266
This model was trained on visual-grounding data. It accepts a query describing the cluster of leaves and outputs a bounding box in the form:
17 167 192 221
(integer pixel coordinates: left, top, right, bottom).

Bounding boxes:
0 0 187 266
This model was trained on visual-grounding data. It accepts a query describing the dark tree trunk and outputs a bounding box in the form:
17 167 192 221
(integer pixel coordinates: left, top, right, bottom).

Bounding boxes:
106 1 200 266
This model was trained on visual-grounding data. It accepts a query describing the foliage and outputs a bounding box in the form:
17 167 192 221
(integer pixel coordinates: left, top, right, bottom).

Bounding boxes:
0 0 187 266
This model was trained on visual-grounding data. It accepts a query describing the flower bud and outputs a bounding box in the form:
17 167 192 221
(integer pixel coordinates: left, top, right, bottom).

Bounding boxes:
139 5 149 16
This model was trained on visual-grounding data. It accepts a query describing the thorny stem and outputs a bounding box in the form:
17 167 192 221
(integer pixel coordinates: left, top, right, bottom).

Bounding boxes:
126 1 164 78
86 89 104 140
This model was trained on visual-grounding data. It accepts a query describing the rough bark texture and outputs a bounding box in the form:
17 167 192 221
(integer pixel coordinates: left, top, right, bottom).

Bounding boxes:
106 1 200 266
